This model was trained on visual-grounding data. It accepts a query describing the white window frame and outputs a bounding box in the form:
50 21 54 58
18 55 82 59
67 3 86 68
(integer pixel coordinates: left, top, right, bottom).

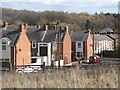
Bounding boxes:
2 42 7 51
77 52 83 58
32 41 36 48
78 42 81 48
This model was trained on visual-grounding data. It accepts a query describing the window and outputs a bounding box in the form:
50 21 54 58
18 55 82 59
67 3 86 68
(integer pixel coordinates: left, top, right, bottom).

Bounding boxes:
1 59 9 62
31 58 37 63
78 43 81 48
32 41 36 48
77 52 82 58
2 42 6 50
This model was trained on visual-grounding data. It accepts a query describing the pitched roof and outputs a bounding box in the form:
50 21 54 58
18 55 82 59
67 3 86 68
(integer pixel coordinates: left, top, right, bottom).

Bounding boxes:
0 28 20 46
27 29 66 42
94 34 113 41
71 31 89 42
100 28 114 33
43 30 57 42
27 30 45 41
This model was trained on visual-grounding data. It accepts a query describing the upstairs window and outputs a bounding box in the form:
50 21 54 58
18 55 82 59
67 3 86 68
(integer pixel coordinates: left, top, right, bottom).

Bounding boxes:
2 42 6 50
78 43 81 48
32 41 36 48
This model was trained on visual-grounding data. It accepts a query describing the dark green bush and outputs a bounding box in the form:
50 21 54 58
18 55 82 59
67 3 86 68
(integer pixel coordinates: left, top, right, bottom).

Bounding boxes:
102 50 119 58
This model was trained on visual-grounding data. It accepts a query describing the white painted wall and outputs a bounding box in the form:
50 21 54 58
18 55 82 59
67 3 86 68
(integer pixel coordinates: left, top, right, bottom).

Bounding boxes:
37 42 51 66
94 40 114 54
0 38 11 61
76 41 83 59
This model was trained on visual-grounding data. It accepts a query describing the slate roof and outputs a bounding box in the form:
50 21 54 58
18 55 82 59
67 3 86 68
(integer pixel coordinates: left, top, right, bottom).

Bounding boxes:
27 30 45 41
0 28 20 46
27 29 66 42
100 28 114 33
43 30 57 42
94 34 113 41
71 31 89 42
99 28 118 40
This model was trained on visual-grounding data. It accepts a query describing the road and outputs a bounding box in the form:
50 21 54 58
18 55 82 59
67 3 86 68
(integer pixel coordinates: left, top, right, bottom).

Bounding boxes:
100 58 120 64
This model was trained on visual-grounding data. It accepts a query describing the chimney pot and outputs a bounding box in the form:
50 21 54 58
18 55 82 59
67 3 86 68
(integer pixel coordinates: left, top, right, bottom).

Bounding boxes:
24 23 28 30
19 23 25 32
45 24 48 31
53 25 57 30
64 26 69 32
36 25 40 29
3 22 8 29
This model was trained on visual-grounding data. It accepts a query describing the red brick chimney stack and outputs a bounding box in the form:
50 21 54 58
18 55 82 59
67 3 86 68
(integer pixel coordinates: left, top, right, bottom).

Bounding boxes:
19 23 25 32
53 25 57 30
64 26 69 32
36 25 40 29
24 23 28 30
3 22 8 29
45 24 48 31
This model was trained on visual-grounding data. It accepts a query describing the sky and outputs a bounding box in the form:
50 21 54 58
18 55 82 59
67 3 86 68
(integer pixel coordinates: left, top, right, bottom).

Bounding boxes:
0 0 119 14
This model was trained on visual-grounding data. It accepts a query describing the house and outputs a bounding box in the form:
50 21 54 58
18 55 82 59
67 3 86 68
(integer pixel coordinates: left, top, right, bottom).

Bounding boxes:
94 34 114 56
94 28 118 56
71 30 93 61
27 25 72 66
0 23 31 69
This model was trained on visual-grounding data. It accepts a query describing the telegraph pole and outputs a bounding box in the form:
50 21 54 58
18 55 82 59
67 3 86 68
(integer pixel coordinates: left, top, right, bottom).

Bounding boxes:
92 24 95 57
58 26 61 68
55 21 61 68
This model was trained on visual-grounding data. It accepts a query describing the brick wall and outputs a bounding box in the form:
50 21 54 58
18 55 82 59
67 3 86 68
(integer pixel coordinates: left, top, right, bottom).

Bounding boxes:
63 31 71 64
16 31 31 66
86 32 93 59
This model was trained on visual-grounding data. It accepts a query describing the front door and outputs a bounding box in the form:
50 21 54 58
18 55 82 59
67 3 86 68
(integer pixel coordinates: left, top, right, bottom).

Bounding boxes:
39 46 48 56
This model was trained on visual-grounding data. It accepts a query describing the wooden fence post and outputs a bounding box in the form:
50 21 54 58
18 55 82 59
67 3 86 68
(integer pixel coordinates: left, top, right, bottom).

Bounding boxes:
43 62 45 72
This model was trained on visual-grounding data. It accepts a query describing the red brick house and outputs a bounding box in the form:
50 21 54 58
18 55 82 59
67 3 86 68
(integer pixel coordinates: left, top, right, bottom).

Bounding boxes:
0 23 31 68
27 25 72 66
71 30 93 61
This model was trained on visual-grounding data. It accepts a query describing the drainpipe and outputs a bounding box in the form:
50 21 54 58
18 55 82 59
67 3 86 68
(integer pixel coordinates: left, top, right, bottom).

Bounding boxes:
14 46 16 70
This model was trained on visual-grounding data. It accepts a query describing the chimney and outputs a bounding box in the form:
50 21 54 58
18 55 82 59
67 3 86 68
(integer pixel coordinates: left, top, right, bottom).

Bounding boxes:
36 25 40 29
24 23 28 30
19 23 25 32
64 26 69 32
3 22 8 29
44 24 48 31
53 25 57 30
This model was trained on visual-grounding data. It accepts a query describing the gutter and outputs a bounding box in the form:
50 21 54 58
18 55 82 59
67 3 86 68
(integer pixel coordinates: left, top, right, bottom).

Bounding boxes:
14 46 16 70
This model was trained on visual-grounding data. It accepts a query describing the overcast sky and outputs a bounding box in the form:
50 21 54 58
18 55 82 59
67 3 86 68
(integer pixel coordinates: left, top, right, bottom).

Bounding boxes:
0 0 119 14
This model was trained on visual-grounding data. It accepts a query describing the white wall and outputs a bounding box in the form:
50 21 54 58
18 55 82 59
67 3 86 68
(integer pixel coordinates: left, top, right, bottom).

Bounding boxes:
0 38 11 60
47 43 51 66
94 40 114 54
37 42 51 66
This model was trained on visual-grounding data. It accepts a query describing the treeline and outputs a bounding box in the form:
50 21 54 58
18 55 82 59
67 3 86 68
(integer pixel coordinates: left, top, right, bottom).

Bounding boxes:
1 8 119 31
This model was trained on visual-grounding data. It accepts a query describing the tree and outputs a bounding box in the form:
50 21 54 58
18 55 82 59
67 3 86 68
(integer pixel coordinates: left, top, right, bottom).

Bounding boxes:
85 19 91 29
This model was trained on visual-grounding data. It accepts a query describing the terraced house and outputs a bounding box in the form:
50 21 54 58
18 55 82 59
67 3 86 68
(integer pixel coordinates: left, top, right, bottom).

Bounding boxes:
27 25 72 66
0 22 94 70
0 23 31 69
71 30 93 61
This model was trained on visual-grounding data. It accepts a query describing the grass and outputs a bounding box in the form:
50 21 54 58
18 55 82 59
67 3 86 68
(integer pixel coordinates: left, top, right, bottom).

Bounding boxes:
1 64 119 88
